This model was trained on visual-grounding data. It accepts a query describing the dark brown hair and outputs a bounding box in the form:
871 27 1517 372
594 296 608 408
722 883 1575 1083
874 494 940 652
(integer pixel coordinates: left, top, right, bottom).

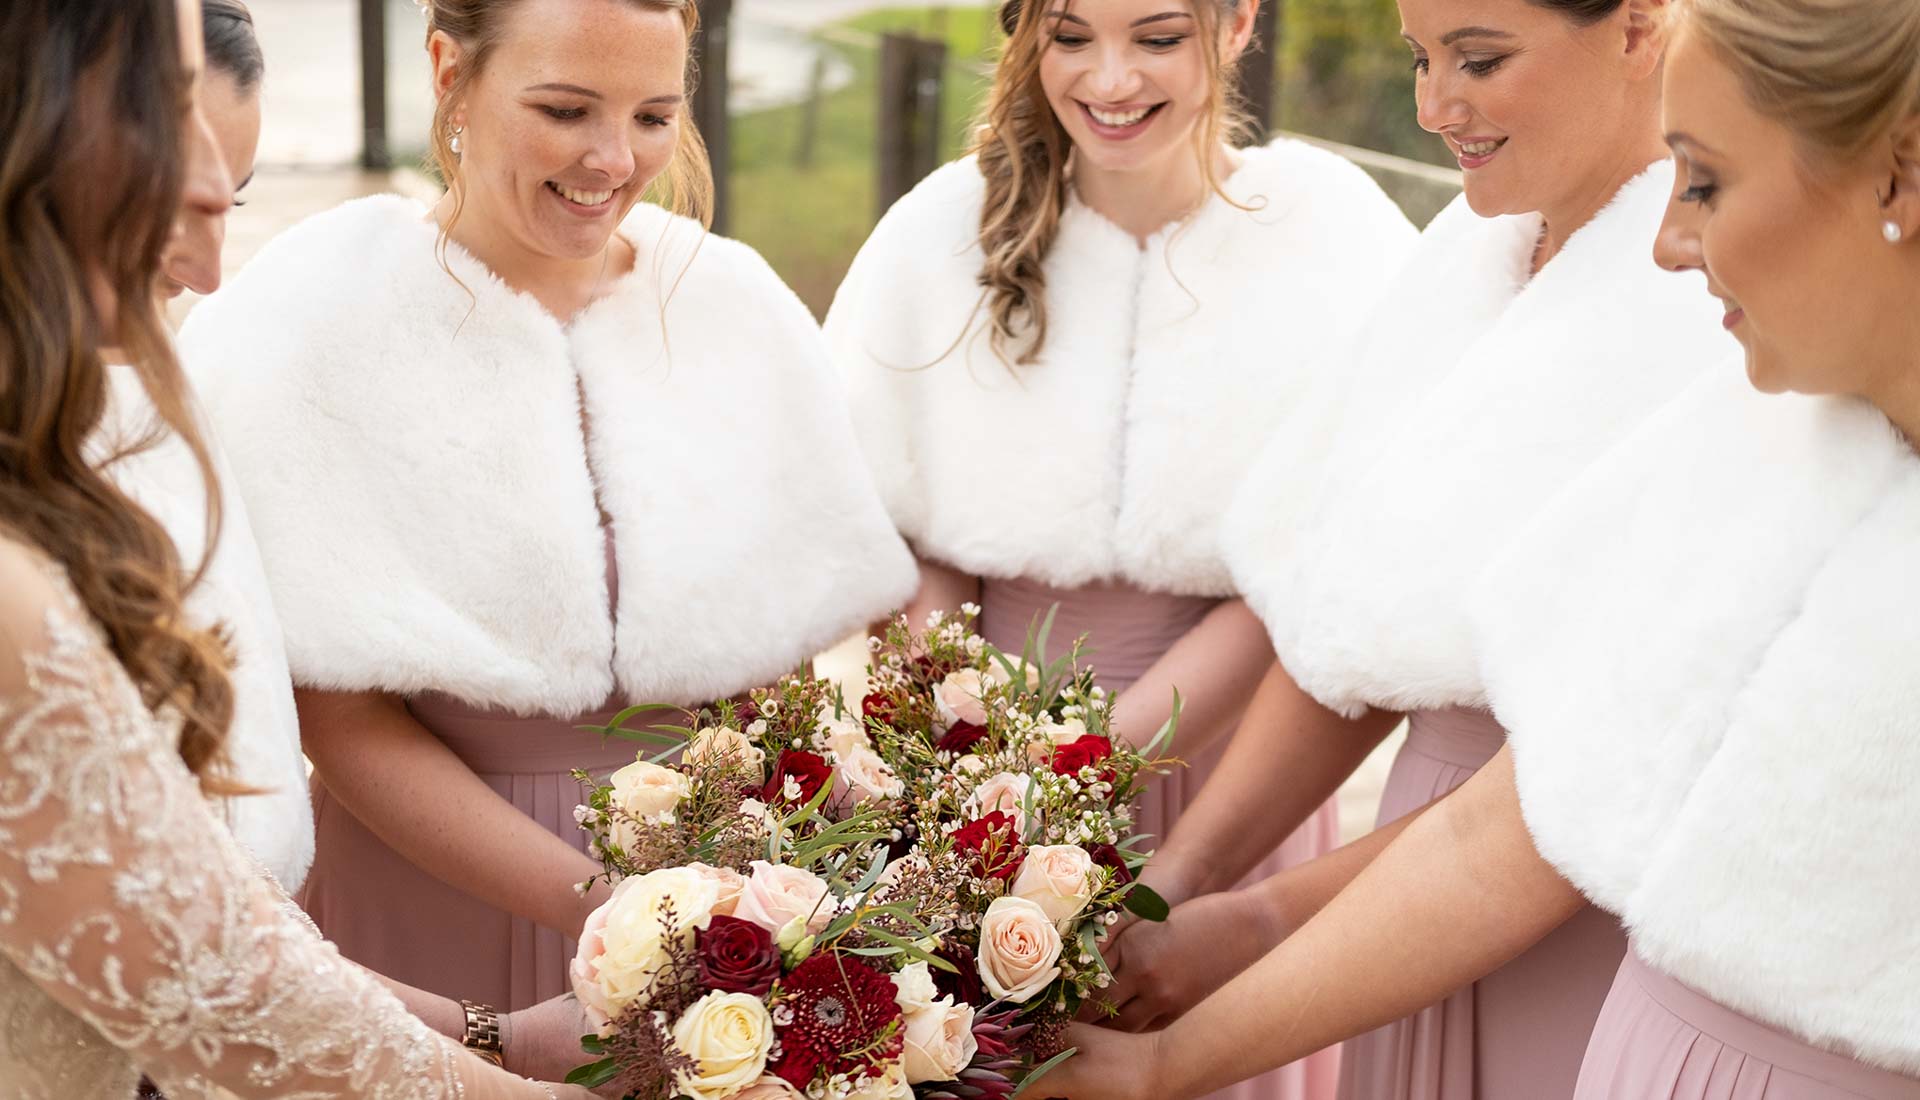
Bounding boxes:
0 0 238 788
203 0 265 94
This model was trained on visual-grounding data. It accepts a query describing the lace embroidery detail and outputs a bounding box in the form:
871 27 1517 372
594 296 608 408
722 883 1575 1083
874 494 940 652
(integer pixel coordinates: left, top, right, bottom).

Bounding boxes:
0 556 525 1099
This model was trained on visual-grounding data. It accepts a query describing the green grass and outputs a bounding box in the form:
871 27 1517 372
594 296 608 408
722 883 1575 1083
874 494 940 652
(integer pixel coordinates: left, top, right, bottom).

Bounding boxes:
728 6 1000 317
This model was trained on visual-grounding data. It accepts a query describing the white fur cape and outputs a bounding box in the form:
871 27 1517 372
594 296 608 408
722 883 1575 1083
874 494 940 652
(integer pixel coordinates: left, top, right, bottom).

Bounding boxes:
1225 161 1737 717
181 196 916 715
94 368 313 890
824 138 1417 595
1474 366 1920 1075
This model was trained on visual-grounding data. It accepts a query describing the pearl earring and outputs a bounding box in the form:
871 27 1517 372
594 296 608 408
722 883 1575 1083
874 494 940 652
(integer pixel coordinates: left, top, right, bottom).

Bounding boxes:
1884 219 1904 244
450 127 464 156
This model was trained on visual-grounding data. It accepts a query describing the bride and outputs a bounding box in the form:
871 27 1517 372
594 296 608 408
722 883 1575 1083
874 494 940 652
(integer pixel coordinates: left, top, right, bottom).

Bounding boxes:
0 1 590 1095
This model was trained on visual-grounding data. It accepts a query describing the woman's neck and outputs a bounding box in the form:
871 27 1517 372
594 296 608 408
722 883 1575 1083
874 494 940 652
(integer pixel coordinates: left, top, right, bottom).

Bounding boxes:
1865 306 1920 453
1070 143 1235 245
1532 133 1669 273
433 193 629 321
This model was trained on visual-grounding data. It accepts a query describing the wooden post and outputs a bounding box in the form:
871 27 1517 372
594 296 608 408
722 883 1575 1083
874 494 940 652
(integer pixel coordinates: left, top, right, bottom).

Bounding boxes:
358 0 390 170
1237 0 1280 138
795 53 829 170
877 33 947 219
694 0 733 234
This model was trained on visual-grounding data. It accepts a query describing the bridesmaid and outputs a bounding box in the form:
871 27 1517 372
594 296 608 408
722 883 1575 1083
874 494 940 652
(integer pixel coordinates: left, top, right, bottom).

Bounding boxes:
1100 0 1735 1095
182 0 916 1013
826 3 1414 1094
1040 0 1920 1095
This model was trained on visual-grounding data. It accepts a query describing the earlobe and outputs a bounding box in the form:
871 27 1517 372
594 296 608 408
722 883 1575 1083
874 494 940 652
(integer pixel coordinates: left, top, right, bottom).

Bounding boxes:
1881 116 1920 244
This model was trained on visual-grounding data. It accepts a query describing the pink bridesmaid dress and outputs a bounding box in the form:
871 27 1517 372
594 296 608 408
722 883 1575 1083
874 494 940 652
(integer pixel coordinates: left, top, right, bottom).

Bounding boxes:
297 528 631 1011
979 575 1344 1100
1575 952 1920 1100
1337 707 1627 1100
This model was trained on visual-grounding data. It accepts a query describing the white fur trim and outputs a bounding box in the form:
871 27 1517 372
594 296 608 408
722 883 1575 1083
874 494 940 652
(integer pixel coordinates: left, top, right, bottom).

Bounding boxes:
1475 366 1920 1075
95 368 314 890
1226 161 1737 717
825 138 1417 595
182 197 916 714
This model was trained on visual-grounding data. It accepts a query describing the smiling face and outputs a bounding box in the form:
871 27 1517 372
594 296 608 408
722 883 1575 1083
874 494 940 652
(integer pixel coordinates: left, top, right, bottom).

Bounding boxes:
1654 28 1911 398
162 67 259 298
1398 0 1660 219
434 0 687 263
1037 0 1250 176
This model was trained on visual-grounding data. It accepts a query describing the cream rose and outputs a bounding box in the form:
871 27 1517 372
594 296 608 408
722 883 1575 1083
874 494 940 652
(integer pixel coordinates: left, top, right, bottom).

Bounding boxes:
817 712 871 758
891 960 939 1015
965 771 1035 832
571 867 725 1032
933 668 990 729
1027 716 1089 765
902 997 978 1084
688 861 747 918
976 896 1063 1003
985 659 1041 691
606 759 692 850
685 726 766 771
732 860 836 936
733 1078 806 1100
671 991 776 1100
1010 845 1095 925
843 1061 913 1100
835 746 904 805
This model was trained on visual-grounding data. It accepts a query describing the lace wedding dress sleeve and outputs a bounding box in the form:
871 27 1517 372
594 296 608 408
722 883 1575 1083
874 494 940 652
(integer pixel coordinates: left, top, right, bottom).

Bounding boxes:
0 546 562 1100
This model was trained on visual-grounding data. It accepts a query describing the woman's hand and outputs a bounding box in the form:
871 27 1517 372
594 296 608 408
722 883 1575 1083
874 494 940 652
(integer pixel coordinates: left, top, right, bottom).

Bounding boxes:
503 996 617 1097
1101 888 1280 1031
1032 1023 1169 1100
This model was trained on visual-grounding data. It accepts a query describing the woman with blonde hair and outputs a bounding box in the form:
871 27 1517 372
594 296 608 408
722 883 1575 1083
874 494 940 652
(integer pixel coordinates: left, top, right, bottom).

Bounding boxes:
0 0 592 1095
184 0 915 1015
1040 0 1920 1095
826 6 1415 1089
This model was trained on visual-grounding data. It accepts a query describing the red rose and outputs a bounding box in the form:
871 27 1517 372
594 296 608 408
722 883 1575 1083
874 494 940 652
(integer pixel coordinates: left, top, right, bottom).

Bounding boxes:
1050 733 1114 776
935 719 988 755
932 942 985 1006
953 811 1025 881
697 915 781 996
1088 843 1133 886
861 691 897 725
762 750 832 806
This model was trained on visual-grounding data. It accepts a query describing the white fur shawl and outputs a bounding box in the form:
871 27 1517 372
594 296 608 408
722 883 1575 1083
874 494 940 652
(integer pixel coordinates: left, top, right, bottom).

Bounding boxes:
94 368 314 890
1225 161 1736 717
1474 366 1920 1075
825 138 1417 595
181 196 916 714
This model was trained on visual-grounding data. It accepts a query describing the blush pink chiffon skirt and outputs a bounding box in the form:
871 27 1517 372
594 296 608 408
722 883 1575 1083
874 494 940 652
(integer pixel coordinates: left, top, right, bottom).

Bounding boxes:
1337 706 1628 1100
979 575 1344 1100
1575 951 1920 1100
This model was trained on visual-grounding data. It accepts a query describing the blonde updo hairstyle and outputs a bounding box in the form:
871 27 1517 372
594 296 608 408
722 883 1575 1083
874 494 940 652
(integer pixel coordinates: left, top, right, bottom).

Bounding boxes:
974 0 1255 365
1680 0 1920 163
421 0 715 249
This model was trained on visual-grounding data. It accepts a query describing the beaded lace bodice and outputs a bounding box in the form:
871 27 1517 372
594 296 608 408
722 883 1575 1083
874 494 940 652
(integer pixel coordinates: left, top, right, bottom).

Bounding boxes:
0 546 547 1099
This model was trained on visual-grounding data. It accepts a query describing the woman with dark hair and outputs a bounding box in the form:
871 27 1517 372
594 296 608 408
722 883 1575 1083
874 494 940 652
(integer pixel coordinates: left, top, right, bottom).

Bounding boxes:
0 1 592 1096
1086 0 1736 1096
162 0 264 300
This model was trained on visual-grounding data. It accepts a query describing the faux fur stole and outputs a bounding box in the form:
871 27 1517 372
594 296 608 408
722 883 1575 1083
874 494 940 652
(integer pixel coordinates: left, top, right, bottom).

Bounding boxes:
824 138 1416 595
1225 161 1735 718
182 196 916 715
93 367 313 890
1474 367 1920 1075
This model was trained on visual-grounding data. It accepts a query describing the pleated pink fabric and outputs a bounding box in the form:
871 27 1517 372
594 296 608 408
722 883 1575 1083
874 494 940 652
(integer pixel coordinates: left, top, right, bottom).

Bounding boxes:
1337 707 1627 1100
979 575 1344 1100
1576 952 1920 1100
298 529 635 1011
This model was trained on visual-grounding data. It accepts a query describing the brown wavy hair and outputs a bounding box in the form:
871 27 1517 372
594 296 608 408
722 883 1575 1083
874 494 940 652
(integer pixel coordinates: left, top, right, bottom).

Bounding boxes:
422 0 717 254
973 0 1255 364
0 0 238 789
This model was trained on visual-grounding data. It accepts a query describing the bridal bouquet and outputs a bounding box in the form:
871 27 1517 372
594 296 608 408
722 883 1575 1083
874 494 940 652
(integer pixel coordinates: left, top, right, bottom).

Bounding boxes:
567 608 1176 1100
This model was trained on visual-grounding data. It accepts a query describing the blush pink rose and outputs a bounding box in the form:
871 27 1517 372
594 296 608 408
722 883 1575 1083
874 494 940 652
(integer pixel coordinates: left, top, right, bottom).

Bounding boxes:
732 859 836 936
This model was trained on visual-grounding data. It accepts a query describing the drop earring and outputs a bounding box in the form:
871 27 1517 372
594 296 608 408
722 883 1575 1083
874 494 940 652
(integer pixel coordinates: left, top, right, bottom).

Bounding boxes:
1884 220 1904 244
450 127 464 156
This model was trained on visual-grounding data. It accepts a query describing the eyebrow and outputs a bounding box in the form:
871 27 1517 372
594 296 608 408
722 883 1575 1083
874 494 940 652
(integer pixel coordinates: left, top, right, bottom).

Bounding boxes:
1439 26 1516 45
1665 130 1719 156
523 82 684 106
1047 9 1195 27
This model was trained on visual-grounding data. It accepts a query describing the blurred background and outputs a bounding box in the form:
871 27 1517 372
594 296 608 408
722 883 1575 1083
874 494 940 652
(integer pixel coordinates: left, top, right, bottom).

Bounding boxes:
231 0 1461 316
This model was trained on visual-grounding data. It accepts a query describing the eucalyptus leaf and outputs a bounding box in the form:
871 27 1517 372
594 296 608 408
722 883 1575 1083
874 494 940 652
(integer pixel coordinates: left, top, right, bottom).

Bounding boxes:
1122 883 1171 922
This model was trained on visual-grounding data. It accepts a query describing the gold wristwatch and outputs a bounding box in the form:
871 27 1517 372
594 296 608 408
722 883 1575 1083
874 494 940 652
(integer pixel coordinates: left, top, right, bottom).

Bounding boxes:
459 1000 505 1067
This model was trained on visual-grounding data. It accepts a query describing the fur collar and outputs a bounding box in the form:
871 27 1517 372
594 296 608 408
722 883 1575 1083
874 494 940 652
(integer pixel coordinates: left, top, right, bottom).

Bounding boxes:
825 138 1416 595
1475 367 1920 1075
95 368 314 890
1226 161 1736 717
182 197 916 714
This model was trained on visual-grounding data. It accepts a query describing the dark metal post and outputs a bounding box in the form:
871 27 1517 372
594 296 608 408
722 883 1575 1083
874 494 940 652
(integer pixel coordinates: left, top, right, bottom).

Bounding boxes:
1238 0 1280 138
877 33 947 218
694 0 733 234
359 0 391 169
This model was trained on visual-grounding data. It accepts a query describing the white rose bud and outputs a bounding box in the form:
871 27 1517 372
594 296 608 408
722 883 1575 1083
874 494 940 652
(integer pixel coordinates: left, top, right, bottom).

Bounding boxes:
890 960 938 1015
685 726 766 771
